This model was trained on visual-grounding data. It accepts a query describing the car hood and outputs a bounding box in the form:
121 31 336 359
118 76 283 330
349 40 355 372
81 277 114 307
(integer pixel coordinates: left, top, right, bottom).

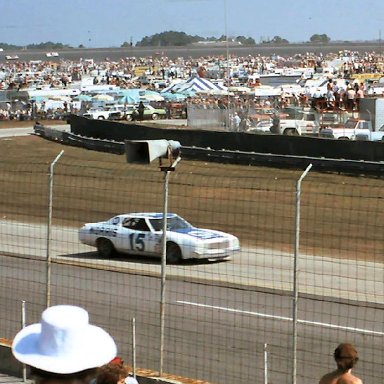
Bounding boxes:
170 227 229 240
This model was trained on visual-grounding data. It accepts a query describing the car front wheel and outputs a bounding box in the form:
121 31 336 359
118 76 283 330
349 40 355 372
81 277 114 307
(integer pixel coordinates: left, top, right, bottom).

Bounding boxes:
96 238 115 258
166 242 182 263
151 113 159 120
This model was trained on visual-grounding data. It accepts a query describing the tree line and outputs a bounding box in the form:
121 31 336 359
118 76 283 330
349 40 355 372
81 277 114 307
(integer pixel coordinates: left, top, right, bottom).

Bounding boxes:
129 31 332 47
0 42 71 50
0 32 333 50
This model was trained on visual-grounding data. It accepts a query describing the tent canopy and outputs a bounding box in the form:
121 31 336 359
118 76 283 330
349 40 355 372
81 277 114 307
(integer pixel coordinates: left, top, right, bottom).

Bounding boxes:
117 89 164 104
162 76 227 96
161 92 187 101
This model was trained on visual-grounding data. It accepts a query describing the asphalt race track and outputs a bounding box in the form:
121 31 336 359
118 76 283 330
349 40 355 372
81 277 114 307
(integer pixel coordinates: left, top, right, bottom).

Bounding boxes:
0 220 383 304
1 240 383 384
1 218 383 383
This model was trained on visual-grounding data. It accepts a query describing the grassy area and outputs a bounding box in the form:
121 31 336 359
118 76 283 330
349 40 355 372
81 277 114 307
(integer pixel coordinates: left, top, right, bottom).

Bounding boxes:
0 134 383 262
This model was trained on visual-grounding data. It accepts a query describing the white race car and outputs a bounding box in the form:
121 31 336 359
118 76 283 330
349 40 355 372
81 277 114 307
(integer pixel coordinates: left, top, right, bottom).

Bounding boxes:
79 213 240 263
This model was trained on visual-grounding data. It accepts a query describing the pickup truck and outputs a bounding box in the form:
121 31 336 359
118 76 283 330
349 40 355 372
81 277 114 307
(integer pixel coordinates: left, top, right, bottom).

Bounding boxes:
246 109 320 136
275 107 320 135
355 124 384 141
279 110 320 135
319 119 372 140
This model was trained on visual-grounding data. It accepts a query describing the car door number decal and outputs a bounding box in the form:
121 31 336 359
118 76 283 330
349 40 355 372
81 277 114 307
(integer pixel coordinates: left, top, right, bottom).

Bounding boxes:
129 233 145 251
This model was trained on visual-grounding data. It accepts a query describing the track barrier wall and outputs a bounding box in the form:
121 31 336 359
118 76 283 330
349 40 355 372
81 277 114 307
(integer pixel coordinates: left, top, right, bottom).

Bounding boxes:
70 115 384 162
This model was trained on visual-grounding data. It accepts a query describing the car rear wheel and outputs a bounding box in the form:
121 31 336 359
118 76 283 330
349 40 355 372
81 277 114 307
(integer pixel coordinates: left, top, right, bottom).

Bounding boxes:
151 113 159 120
97 116 105 120
126 114 133 121
96 238 115 258
166 242 182 263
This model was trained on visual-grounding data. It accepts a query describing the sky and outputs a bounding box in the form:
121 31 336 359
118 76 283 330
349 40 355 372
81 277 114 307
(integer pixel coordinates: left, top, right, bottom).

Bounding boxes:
2 0 384 48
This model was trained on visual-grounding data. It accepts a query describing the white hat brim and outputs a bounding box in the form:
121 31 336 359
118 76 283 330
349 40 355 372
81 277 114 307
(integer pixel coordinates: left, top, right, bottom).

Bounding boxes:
12 323 117 374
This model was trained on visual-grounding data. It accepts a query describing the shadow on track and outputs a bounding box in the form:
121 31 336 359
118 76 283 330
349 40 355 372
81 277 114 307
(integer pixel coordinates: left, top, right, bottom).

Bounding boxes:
56 251 228 266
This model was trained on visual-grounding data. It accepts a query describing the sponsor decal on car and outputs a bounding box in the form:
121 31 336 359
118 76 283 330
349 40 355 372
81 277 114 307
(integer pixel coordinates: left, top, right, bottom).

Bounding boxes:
173 228 223 239
89 226 118 237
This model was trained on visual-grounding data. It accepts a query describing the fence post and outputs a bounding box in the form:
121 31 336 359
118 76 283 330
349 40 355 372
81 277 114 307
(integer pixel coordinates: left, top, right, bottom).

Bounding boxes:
159 169 170 377
46 150 64 308
21 300 27 382
159 155 181 376
264 343 268 384
132 318 136 379
292 163 312 384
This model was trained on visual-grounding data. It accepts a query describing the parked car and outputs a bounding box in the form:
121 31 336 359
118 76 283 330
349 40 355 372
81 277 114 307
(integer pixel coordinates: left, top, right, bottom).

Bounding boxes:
79 212 240 263
82 108 111 120
107 105 129 120
125 104 167 121
82 105 128 120
46 52 59 58
246 119 273 134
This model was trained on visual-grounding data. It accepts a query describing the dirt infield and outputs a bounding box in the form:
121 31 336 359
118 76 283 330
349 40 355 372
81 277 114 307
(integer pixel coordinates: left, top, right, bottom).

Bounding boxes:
0 133 383 263
0 120 67 129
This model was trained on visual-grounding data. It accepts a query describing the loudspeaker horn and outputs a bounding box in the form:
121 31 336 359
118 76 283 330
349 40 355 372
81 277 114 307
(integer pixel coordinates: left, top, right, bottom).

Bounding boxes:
125 139 181 164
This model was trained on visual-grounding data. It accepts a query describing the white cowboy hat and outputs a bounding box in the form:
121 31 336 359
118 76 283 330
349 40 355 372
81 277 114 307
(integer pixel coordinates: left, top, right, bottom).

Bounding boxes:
12 305 117 374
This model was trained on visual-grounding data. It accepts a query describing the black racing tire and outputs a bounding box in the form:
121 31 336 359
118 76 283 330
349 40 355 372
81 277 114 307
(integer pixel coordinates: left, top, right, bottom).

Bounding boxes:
166 242 182 264
96 238 115 258
97 116 105 120
151 113 159 120
126 114 133 121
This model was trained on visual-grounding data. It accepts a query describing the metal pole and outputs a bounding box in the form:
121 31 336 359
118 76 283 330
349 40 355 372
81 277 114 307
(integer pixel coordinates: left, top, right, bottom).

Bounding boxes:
132 318 136 379
292 163 312 384
46 150 64 308
224 0 230 129
159 169 170 376
264 343 268 384
21 300 26 382
159 154 181 376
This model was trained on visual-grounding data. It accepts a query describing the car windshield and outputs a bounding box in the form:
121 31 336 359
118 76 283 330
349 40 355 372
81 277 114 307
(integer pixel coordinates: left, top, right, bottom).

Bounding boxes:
345 120 357 128
280 108 304 119
150 215 192 231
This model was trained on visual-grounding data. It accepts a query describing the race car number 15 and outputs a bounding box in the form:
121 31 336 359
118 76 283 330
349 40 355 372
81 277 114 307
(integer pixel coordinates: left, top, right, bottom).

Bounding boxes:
129 233 145 251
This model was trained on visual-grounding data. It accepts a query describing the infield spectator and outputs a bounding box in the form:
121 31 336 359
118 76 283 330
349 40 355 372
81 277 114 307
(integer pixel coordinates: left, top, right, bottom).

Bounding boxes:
12 305 117 384
319 343 363 384
346 86 356 111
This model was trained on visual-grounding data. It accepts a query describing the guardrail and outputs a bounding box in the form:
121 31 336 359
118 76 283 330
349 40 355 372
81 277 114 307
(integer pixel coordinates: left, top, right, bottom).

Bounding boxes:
33 124 384 176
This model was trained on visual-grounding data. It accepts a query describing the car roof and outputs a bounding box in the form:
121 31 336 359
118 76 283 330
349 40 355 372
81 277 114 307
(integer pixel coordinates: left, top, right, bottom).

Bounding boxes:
117 212 178 219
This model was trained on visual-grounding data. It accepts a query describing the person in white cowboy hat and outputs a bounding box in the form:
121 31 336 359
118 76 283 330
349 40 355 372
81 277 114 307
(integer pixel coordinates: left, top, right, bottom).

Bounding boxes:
12 305 117 383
